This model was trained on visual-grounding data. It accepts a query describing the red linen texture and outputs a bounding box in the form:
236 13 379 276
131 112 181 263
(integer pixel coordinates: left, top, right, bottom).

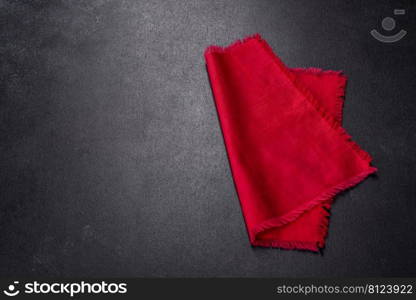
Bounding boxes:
204 35 377 251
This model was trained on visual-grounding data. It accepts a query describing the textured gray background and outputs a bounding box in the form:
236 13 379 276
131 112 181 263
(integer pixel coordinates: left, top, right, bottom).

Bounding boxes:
1 0 415 277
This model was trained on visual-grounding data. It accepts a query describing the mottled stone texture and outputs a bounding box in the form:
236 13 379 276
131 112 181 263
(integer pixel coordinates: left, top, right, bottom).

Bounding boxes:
0 0 415 276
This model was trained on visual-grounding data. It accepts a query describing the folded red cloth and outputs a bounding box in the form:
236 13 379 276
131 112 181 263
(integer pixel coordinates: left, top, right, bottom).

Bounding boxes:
204 34 377 251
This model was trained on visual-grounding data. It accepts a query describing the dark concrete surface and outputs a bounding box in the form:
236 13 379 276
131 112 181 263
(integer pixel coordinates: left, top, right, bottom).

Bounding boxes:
1 0 415 277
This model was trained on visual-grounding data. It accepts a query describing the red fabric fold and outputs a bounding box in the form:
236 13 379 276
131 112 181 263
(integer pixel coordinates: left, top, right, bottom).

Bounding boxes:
204 34 377 251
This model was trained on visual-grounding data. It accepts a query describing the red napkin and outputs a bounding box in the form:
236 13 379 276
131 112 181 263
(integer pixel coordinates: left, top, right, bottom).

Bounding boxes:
204 34 377 251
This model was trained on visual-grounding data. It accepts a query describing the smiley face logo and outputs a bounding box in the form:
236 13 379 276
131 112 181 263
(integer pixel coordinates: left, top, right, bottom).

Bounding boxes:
3 281 20 297
371 9 407 43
